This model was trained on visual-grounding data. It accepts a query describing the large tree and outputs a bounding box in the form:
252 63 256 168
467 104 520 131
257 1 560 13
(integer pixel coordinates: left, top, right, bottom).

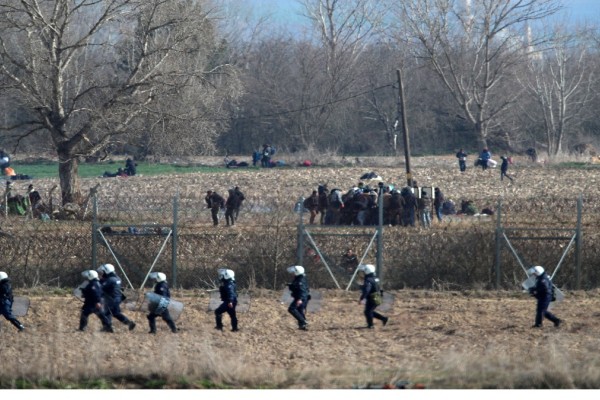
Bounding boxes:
393 0 562 149
518 24 597 156
0 0 241 204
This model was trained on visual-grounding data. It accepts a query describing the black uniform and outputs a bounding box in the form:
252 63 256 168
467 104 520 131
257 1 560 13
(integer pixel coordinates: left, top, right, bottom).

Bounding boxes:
0 277 24 331
147 280 178 333
360 273 388 328
215 278 238 331
529 272 561 328
79 279 113 332
100 272 135 330
288 274 310 330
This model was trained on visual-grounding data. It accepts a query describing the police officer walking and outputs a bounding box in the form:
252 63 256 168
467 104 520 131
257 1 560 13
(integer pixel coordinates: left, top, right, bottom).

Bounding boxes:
0 271 25 332
287 265 310 330
215 268 238 332
358 264 388 329
528 266 562 328
147 272 178 334
97 263 136 331
78 270 114 332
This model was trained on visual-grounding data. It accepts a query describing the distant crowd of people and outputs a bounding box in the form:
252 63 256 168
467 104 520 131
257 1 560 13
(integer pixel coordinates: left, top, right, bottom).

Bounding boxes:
301 182 450 228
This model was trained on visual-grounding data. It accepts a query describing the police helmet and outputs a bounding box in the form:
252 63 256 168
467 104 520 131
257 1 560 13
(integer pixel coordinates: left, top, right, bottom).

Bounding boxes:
149 272 167 282
358 264 376 274
287 265 305 276
82 270 99 281
0 271 8 281
528 266 545 276
98 263 115 275
218 268 235 281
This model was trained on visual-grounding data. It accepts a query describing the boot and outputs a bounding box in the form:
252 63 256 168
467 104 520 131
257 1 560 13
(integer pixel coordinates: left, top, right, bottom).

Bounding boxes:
148 315 156 334
167 319 178 333
11 319 24 331
78 315 88 332
101 325 114 333
128 321 136 331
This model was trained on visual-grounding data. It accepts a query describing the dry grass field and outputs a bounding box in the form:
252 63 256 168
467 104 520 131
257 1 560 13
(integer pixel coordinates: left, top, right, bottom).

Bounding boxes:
2 153 600 389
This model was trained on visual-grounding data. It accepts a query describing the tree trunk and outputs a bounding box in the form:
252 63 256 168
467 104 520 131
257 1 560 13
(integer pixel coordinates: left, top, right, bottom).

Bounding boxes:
58 153 82 205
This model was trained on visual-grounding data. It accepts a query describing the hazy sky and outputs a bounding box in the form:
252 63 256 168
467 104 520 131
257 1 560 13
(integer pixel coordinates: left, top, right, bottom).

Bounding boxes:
243 0 600 26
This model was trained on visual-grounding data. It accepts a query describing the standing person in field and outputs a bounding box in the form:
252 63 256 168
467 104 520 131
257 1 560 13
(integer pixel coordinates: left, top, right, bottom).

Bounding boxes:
400 187 417 227
317 184 329 225
456 148 467 172
527 266 561 329
286 265 311 331
303 190 319 225
357 264 388 329
0 271 25 332
479 148 491 171
205 190 225 226
97 263 136 331
500 155 514 182
147 272 178 334
433 187 444 223
233 186 245 222
224 188 237 227
78 270 114 333
417 191 432 228
215 268 238 332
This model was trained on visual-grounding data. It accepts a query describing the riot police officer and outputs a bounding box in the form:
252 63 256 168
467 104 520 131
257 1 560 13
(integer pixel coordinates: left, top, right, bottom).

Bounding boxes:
528 266 562 328
147 272 178 334
79 270 113 332
358 264 388 329
0 271 25 332
215 268 238 332
286 265 311 330
97 263 136 331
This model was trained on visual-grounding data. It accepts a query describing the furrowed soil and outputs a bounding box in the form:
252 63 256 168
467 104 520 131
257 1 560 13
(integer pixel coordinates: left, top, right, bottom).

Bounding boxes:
3 154 600 389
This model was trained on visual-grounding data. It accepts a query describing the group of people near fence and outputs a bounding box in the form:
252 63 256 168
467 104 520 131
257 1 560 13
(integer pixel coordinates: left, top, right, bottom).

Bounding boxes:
205 186 245 226
302 183 448 228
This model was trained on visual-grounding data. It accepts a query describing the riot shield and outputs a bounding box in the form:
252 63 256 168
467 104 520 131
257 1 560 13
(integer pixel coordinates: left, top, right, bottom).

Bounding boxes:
73 285 85 302
549 287 565 310
12 296 30 317
521 277 564 310
208 290 251 312
127 292 184 321
280 288 322 313
378 292 394 312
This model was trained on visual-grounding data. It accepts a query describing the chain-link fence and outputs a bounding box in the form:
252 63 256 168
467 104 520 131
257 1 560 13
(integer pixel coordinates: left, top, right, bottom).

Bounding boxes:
1 190 599 291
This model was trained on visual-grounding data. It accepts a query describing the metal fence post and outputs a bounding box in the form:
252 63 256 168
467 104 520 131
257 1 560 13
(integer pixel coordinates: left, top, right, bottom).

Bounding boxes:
172 194 179 288
494 197 502 289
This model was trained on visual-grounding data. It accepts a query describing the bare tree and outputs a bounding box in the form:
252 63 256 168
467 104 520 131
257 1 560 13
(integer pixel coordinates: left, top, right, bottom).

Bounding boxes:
294 0 386 147
393 0 562 149
0 0 241 204
518 24 597 156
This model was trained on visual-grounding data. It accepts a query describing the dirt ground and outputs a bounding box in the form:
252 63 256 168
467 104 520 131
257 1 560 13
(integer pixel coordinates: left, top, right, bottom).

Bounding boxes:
2 289 600 388
3 154 600 388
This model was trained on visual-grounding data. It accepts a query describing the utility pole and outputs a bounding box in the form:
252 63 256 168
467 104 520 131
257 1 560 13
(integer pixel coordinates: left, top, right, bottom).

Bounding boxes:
397 69 412 187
